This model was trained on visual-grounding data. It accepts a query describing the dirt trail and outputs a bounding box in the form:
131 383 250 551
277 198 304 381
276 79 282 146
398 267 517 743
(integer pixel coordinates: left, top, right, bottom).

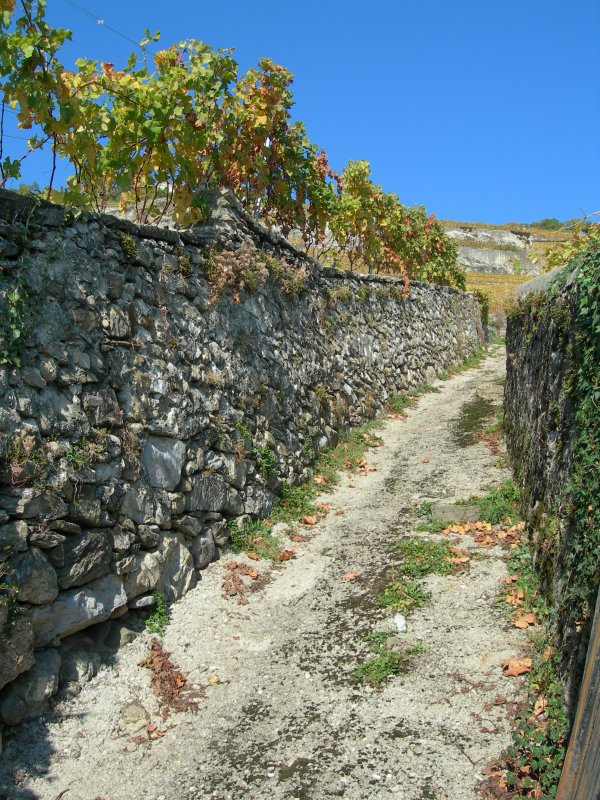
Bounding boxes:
1 348 528 800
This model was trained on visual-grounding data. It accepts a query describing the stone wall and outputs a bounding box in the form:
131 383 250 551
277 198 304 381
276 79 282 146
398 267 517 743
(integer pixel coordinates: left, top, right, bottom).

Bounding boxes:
505 265 596 717
0 188 482 724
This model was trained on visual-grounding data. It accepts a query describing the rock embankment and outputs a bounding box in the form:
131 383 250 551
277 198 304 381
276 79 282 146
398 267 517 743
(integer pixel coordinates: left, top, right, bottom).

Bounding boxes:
0 188 483 728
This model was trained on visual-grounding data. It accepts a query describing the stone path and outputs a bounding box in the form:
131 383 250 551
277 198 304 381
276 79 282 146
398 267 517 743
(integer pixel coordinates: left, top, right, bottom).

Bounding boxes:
0 348 529 800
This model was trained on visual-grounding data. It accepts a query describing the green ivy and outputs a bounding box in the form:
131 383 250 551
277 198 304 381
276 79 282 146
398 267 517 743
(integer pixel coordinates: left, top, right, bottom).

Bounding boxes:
0 262 29 366
562 245 600 625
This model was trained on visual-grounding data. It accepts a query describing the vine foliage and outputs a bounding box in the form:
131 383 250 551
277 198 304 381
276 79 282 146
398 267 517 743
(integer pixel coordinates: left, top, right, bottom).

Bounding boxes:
0 0 465 291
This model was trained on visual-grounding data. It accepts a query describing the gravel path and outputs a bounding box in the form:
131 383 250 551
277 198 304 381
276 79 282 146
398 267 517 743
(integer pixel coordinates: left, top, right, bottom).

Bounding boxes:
1 348 528 800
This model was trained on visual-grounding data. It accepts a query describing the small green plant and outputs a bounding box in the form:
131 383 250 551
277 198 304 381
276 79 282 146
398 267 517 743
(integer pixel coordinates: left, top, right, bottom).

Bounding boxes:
0 264 30 367
64 443 91 470
119 232 138 262
395 539 454 578
145 591 170 636
413 384 439 396
414 517 452 533
352 632 429 686
376 579 430 614
476 479 520 525
227 518 283 561
388 394 418 414
253 445 277 478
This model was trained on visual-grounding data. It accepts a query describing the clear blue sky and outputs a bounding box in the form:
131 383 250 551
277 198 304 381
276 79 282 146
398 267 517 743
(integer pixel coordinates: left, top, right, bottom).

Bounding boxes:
5 0 600 224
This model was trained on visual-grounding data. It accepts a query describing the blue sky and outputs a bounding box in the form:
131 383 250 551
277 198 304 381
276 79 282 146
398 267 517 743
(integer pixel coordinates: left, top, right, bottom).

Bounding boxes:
5 0 599 223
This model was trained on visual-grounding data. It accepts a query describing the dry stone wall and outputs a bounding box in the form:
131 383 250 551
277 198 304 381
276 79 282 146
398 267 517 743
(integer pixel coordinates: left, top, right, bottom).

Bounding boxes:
0 188 482 724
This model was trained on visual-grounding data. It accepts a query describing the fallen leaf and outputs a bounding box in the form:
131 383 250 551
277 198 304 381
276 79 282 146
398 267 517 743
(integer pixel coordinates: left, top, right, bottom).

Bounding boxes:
291 533 307 542
147 722 157 733
277 549 296 561
246 552 260 561
493 695 507 705
341 570 361 581
421 457 430 463
514 613 537 629
501 657 532 677
315 501 330 512
501 575 519 584
208 676 220 685
248 569 259 580
314 474 327 485
301 515 317 526
533 695 548 717
335 509 345 516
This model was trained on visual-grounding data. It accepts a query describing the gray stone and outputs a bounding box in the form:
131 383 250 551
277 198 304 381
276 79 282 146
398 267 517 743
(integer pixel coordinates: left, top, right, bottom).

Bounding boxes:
0 520 29 555
128 594 155 609
155 533 196 601
120 484 171 528
22 367 46 389
0 607 35 691
137 524 160 549
191 531 216 570
48 519 81 535
3 489 67 520
118 701 149 735
172 514 203 537
29 573 128 646
10 547 58 604
0 649 61 725
142 436 186 491
28 531 66 549
57 529 112 589
222 455 248 489
429 503 481 524
123 551 161 599
59 636 100 685
82 385 120 426
186 474 243 515
105 307 130 339
210 520 230 547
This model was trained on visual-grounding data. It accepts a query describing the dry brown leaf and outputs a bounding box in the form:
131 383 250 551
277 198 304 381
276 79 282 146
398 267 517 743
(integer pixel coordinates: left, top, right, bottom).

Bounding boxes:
421 456 430 463
277 549 296 562
514 613 537 629
248 569 259 580
246 551 260 561
493 695 507 705
334 509 345 516
501 657 532 677
533 695 548 717
315 501 330 512
314 474 327 485
301 515 317 526
291 533 307 543
341 570 362 581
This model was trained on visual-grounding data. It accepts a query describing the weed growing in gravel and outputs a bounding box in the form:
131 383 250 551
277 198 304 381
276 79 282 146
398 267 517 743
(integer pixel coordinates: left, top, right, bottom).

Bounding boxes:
353 633 430 686
145 592 170 636
388 394 418 414
413 384 440 395
395 539 455 578
227 519 283 561
376 579 430 614
414 517 452 533
475 479 520 525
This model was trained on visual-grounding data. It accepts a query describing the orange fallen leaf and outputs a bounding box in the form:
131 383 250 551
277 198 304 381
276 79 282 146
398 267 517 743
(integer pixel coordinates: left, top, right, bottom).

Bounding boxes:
291 533 307 542
421 457 430 463
147 722 157 733
533 695 548 716
315 501 330 512
501 657 532 677
248 568 259 580
514 612 537 629
314 474 327 485
501 575 519 584
301 515 317 526
341 570 362 581
277 549 296 561
246 552 260 561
